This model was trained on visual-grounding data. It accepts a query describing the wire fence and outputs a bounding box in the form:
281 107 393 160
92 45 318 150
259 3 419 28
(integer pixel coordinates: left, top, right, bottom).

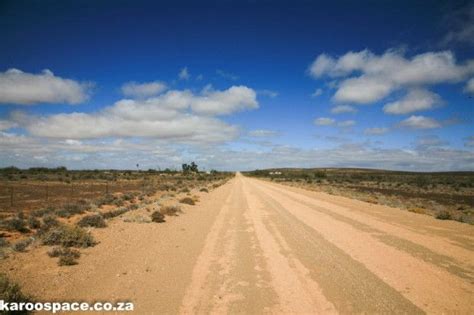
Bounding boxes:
0 180 154 214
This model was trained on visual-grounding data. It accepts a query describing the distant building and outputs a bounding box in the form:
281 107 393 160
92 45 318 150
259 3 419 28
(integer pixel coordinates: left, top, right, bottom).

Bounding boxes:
269 171 282 175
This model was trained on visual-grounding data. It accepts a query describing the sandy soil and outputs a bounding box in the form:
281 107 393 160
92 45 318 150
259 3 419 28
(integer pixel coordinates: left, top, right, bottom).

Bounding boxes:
1 173 473 314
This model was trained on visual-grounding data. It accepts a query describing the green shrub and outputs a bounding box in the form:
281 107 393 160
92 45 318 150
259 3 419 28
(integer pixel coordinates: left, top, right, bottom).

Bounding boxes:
179 197 195 205
1 217 29 233
55 202 89 218
436 211 452 220
160 205 181 216
199 188 209 193
0 273 33 309
12 238 33 252
151 211 165 223
27 216 41 229
41 225 96 248
102 208 129 219
77 214 106 228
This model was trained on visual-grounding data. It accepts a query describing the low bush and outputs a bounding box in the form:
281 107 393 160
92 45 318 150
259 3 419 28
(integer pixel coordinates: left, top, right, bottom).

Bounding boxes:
41 225 96 248
55 202 89 218
179 197 195 205
151 211 165 223
47 247 81 266
77 214 106 228
27 216 41 229
199 188 209 193
436 211 452 220
102 208 129 219
0 273 33 307
1 217 29 233
160 205 181 216
31 207 55 218
180 188 190 193
12 238 33 252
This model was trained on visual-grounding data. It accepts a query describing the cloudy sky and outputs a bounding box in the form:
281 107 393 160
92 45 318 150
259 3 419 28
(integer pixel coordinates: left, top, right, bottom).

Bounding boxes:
0 0 473 171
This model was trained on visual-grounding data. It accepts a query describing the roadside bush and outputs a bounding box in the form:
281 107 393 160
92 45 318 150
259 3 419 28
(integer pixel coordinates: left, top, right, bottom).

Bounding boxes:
151 211 165 223
95 194 117 207
1 217 29 233
0 273 33 308
199 188 209 193
31 207 55 218
179 197 195 205
12 238 33 252
180 188 190 193
102 208 129 219
160 205 181 216
55 202 89 218
48 247 81 266
436 211 452 220
41 225 96 248
77 214 106 228
27 216 41 229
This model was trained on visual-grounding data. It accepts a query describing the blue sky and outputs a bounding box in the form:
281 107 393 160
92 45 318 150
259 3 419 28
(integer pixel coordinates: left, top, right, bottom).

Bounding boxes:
0 0 473 171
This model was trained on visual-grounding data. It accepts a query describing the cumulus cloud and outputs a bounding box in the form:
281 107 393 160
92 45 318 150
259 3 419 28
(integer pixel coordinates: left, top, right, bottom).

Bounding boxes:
309 50 474 104
0 120 17 131
383 89 443 114
178 67 190 80
442 3 474 46
121 81 167 98
248 129 279 137
399 115 441 129
416 135 447 149
314 117 335 126
0 68 91 105
364 127 389 135
330 105 357 114
337 120 356 127
17 85 258 143
464 78 474 94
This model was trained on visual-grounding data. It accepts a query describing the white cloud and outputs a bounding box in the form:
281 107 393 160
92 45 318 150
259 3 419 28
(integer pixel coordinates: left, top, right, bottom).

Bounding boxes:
0 68 91 105
364 127 389 135
248 129 279 137
191 86 258 115
258 89 279 98
464 78 474 94
121 81 167 98
309 50 474 104
337 120 356 127
330 105 357 114
178 67 190 80
314 117 335 126
383 89 443 114
399 115 441 129
311 88 323 97
416 135 447 148
18 85 258 143
0 120 17 131
442 3 474 46
334 75 395 104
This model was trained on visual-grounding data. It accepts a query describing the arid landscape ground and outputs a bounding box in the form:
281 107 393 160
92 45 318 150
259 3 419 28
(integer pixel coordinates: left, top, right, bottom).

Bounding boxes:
0 170 473 314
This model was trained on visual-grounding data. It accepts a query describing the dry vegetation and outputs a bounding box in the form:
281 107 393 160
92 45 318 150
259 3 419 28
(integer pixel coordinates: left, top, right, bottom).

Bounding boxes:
0 166 233 302
244 168 474 224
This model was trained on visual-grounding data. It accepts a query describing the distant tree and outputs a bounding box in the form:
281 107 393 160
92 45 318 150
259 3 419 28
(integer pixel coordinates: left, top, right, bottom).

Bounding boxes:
182 162 198 173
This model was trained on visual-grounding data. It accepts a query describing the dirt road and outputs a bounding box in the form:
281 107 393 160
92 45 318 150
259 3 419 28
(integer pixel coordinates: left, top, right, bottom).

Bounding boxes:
4 173 474 313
